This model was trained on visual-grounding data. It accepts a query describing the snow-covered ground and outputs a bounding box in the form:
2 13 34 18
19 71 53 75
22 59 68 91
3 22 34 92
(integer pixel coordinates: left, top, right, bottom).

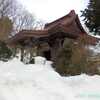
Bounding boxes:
0 57 100 100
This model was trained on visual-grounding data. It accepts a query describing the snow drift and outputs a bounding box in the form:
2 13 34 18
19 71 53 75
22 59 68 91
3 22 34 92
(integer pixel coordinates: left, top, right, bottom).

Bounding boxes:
0 57 100 100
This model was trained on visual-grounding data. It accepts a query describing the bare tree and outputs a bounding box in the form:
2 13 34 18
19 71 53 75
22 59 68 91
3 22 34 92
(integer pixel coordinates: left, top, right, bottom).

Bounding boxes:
0 0 36 36
0 0 17 18
0 0 44 39
34 20 45 30
13 9 36 32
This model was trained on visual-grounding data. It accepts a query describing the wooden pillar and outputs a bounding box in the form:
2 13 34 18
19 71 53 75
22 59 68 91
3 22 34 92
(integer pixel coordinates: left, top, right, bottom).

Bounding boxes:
20 47 24 62
48 38 63 62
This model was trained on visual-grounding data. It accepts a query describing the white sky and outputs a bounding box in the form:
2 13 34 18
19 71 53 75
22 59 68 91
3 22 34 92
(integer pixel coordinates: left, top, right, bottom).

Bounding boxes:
17 0 88 22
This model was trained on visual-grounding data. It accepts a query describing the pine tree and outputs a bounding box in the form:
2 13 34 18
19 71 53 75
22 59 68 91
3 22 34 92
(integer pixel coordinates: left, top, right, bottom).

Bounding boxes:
81 0 100 35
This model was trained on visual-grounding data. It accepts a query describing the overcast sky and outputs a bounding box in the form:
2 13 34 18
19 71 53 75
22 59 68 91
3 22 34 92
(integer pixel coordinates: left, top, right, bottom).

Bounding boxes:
17 0 89 22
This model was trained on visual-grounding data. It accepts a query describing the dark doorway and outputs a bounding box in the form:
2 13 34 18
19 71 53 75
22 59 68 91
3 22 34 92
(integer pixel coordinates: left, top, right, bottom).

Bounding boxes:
43 50 51 60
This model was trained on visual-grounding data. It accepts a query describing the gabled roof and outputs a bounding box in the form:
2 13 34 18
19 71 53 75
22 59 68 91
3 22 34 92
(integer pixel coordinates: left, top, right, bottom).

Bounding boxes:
8 10 88 45
45 10 76 29
45 10 86 34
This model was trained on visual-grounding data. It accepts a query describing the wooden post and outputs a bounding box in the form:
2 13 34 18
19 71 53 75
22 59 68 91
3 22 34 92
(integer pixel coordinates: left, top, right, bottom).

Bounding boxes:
48 38 62 62
20 47 24 62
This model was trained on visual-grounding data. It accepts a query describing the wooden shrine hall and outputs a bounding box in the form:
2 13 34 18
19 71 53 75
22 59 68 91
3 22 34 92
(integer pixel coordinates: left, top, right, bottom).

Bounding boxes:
8 10 98 62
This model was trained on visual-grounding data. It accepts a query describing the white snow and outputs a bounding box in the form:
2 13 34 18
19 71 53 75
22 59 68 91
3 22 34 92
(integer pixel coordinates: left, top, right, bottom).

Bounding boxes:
0 57 100 100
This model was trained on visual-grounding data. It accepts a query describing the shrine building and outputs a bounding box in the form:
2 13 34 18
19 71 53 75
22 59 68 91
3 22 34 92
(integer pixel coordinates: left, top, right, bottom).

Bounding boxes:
8 10 99 62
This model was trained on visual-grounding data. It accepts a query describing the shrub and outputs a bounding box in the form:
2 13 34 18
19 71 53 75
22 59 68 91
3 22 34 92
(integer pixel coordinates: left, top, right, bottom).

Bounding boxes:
54 36 99 76
0 41 12 61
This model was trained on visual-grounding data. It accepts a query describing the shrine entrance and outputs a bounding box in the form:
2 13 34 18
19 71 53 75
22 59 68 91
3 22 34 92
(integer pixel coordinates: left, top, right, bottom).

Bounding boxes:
43 50 51 60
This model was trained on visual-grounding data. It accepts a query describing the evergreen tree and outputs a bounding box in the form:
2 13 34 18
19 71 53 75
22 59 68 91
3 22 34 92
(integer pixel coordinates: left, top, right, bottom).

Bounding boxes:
81 0 100 35
0 41 12 61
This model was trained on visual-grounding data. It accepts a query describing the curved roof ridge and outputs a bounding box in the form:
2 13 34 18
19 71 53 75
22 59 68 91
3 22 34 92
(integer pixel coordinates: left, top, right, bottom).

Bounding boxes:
45 10 76 29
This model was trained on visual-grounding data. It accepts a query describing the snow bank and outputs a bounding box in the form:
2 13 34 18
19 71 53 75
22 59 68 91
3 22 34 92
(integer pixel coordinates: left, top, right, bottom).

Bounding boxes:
0 57 74 100
0 57 100 100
